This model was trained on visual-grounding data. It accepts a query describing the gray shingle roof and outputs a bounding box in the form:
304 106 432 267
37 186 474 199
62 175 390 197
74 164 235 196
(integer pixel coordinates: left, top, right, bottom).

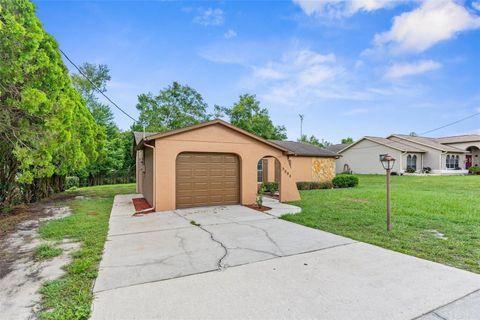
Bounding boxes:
133 132 158 145
363 136 427 152
269 140 338 157
392 134 465 153
326 143 350 153
435 134 480 144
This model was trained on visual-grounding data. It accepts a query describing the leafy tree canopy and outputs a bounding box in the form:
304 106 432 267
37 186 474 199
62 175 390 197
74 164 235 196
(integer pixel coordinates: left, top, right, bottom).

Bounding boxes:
298 134 332 148
71 62 134 177
341 137 354 144
215 94 287 140
0 0 102 209
133 81 210 132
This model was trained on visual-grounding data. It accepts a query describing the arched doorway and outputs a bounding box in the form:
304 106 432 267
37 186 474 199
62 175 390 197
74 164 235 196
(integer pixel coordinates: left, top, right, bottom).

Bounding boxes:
256 156 281 199
466 146 480 169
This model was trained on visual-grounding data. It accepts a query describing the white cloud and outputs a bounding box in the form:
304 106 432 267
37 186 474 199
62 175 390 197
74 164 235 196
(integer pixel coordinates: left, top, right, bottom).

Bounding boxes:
193 8 224 26
373 0 480 54
224 29 237 39
293 0 401 18
246 49 347 106
385 60 442 78
473 1 480 11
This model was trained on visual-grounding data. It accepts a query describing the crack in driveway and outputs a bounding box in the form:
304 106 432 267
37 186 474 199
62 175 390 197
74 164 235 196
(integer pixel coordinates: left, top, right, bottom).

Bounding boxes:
173 210 229 270
233 221 285 256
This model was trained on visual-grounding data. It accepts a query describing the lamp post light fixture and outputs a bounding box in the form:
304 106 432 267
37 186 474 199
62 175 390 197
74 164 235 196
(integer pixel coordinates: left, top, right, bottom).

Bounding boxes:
379 154 396 231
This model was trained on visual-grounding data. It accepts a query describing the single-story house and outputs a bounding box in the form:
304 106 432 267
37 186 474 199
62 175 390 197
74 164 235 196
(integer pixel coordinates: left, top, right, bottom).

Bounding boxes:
336 134 480 175
134 119 338 211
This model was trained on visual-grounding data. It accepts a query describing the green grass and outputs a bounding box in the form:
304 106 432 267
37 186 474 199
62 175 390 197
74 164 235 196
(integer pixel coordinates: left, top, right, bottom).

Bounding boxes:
33 244 63 260
282 175 480 274
38 183 135 320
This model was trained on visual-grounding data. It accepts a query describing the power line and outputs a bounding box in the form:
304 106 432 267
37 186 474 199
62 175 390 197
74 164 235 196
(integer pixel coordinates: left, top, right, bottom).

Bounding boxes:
420 110 480 135
339 108 480 152
59 48 138 123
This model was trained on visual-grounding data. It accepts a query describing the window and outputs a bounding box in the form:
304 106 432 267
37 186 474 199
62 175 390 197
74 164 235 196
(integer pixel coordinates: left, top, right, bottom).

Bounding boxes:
257 159 263 183
446 155 458 169
407 154 417 171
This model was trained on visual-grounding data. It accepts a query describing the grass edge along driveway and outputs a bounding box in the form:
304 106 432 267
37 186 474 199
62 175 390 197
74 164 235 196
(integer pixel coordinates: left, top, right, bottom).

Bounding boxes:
38 184 135 320
283 175 480 274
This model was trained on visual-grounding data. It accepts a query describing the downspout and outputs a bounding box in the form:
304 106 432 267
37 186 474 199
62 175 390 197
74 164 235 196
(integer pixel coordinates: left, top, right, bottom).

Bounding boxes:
136 141 155 214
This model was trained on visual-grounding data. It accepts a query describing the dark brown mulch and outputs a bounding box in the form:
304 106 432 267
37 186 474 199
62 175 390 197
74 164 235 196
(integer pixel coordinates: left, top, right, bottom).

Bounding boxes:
132 197 154 214
244 204 272 212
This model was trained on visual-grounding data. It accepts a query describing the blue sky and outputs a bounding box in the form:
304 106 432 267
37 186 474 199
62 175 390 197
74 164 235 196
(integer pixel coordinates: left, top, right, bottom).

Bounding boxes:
35 0 480 143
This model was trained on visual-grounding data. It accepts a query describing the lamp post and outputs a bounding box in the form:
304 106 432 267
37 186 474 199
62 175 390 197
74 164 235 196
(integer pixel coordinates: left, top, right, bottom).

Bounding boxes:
380 154 396 231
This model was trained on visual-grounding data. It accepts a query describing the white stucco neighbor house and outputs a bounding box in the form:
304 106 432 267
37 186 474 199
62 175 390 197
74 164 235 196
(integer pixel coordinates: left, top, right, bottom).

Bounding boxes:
335 134 480 175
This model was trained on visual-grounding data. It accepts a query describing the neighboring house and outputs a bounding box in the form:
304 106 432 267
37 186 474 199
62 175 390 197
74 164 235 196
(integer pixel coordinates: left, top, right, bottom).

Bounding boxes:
336 134 480 175
134 119 338 211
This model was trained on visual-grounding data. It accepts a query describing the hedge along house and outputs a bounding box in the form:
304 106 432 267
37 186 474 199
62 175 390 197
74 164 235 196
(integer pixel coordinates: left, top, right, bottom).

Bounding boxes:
134 119 338 211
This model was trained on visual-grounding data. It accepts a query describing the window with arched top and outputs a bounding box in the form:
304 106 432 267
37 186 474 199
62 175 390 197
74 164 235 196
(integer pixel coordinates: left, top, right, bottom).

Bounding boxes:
455 155 459 169
406 154 417 171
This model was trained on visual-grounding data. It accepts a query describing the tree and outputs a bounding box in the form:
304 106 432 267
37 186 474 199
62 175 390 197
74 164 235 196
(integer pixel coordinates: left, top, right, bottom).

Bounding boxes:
215 94 287 140
341 137 354 144
133 81 210 132
298 135 332 148
0 0 101 210
71 62 132 184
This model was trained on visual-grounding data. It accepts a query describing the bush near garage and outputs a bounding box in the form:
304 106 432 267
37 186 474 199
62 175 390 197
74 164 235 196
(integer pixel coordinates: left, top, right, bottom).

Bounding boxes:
332 174 359 188
296 181 334 190
260 182 279 193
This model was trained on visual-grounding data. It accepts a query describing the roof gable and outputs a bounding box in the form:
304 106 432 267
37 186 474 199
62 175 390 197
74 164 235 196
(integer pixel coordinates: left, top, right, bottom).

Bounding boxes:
138 119 293 154
389 134 465 153
339 136 427 153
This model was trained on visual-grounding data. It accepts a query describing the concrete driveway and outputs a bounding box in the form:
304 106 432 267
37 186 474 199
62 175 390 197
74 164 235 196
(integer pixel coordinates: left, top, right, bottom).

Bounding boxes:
91 195 480 320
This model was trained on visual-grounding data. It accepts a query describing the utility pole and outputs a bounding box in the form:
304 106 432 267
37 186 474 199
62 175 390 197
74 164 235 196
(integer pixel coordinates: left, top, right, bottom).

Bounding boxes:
299 114 304 138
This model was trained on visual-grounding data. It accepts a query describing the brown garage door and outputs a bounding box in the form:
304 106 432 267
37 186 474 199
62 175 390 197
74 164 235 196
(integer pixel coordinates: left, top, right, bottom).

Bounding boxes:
176 152 240 208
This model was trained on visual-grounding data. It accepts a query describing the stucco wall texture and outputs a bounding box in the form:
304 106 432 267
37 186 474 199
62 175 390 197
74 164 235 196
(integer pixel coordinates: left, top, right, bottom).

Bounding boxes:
144 123 301 211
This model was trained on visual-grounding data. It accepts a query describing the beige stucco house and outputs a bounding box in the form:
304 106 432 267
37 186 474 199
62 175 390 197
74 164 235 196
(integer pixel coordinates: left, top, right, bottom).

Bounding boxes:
336 134 480 175
134 119 338 211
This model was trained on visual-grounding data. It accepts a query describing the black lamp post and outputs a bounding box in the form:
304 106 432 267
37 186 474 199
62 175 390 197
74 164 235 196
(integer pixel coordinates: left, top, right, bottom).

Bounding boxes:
380 154 396 231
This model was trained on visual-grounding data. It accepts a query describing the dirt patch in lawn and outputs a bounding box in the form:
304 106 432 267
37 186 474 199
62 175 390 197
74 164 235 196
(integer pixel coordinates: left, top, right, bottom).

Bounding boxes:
0 198 81 319
0 193 77 238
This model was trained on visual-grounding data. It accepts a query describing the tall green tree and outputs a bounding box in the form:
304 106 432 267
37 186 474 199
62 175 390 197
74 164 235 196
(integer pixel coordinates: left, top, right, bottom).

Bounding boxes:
0 0 101 209
71 63 130 182
341 137 354 144
215 94 287 140
298 134 332 148
134 81 210 132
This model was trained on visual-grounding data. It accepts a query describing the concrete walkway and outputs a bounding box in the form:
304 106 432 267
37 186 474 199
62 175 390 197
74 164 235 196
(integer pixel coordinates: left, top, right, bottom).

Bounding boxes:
91 194 480 319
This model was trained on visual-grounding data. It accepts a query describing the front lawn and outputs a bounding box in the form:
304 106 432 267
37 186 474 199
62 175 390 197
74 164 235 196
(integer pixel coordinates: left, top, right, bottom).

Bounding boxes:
282 175 480 274
38 184 136 320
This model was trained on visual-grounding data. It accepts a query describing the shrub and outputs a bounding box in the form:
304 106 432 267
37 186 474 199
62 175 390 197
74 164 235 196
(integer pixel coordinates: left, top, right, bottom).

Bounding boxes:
261 182 278 193
423 167 432 174
469 165 480 174
332 174 359 188
296 181 334 190
405 167 416 173
65 176 79 190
